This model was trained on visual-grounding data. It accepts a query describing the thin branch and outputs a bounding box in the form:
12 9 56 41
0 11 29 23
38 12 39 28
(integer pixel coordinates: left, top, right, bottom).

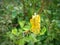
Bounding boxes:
38 0 45 14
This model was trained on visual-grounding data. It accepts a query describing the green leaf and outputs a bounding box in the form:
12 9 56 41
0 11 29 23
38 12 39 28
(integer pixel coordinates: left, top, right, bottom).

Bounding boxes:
12 10 17 19
18 20 25 28
18 38 25 45
40 27 47 35
12 28 17 35
23 25 30 31
24 34 37 43
29 34 38 42
44 10 51 14
28 42 34 45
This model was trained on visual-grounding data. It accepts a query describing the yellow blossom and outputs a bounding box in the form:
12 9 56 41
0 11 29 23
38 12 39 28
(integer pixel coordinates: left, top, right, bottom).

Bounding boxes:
30 14 40 34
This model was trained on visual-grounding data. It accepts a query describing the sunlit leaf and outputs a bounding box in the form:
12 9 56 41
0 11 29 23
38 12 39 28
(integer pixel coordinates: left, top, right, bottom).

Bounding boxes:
40 27 47 35
18 20 25 28
12 28 17 35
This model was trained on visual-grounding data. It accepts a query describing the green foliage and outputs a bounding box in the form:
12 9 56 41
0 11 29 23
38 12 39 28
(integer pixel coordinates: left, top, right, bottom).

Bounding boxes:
0 0 60 45
40 27 47 35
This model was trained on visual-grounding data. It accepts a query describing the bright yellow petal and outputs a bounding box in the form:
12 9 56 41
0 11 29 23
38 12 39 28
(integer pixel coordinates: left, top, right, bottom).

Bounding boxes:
30 14 41 34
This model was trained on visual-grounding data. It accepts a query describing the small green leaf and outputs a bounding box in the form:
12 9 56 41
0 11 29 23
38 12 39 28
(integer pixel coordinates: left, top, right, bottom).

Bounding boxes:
19 38 25 45
23 25 30 31
12 10 17 19
29 34 38 42
18 20 25 28
12 28 17 35
40 27 47 35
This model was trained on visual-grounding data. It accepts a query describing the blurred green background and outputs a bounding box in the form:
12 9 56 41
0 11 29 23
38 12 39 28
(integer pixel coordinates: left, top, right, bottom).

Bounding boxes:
0 0 60 45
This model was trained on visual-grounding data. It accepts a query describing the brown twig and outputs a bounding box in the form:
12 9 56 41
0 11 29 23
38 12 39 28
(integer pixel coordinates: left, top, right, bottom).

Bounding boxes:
38 0 45 14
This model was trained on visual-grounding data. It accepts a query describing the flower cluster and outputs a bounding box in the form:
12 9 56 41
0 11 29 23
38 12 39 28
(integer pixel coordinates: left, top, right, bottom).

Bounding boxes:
30 14 40 34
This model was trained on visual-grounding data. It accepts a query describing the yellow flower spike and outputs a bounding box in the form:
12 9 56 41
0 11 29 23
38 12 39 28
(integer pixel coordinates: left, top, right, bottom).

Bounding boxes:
30 14 40 34
35 15 40 22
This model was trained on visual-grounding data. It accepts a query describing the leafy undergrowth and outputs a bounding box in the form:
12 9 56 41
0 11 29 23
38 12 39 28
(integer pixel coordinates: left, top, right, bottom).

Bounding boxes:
0 0 60 45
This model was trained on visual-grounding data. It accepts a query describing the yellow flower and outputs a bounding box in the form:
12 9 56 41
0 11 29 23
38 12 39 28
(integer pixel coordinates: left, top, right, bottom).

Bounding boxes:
30 14 40 34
